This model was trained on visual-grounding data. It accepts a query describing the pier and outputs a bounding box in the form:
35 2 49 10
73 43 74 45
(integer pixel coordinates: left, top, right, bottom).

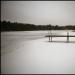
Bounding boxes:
46 31 75 42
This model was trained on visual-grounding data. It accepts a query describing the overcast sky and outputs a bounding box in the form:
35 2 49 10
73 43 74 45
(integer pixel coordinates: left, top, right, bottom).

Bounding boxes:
1 1 75 26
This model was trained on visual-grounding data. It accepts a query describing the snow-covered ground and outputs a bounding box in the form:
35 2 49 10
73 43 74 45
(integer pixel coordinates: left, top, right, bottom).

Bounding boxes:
1 31 75 74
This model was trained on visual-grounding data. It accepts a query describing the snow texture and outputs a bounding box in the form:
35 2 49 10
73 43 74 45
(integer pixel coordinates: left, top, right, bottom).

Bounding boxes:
1 31 75 74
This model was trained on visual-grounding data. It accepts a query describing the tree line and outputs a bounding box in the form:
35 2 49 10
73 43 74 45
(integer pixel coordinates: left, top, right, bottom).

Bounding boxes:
1 21 75 31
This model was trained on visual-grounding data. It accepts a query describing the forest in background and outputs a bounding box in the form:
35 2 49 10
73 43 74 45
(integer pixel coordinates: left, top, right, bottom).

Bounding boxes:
1 21 75 31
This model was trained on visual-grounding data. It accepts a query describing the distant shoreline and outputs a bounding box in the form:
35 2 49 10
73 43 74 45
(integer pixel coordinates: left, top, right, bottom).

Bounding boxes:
1 30 74 32
1 21 75 31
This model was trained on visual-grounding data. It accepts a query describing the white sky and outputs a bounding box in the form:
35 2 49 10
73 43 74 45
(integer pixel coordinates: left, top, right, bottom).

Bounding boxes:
1 1 75 26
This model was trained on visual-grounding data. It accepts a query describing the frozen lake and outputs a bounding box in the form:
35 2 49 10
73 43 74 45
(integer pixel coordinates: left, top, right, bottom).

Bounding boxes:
1 30 75 74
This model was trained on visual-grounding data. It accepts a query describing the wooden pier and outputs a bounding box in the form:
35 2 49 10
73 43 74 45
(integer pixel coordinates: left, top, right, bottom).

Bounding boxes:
45 32 75 42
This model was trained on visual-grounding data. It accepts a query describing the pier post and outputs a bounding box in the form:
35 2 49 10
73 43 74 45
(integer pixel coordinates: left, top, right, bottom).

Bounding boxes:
49 36 50 42
48 24 52 42
51 32 52 42
67 32 69 42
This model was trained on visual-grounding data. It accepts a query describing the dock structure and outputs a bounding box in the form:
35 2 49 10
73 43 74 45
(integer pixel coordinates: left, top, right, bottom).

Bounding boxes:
46 31 75 42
